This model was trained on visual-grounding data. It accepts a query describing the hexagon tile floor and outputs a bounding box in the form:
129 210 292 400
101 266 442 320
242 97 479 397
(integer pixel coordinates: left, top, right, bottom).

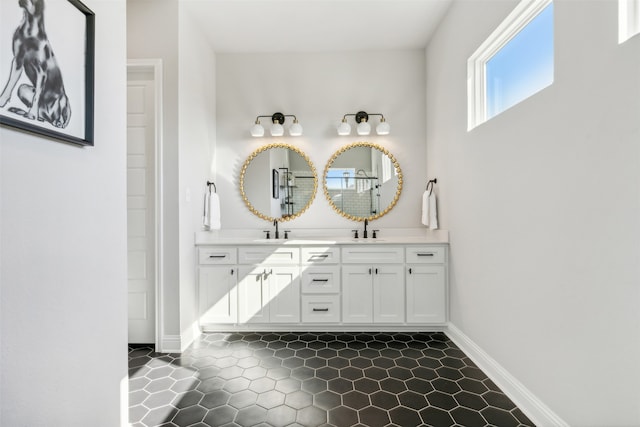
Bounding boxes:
128 332 535 427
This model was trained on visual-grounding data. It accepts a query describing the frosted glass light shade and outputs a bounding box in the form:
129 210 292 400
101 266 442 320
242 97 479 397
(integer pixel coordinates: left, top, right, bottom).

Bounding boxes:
270 122 284 137
356 121 371 136
337 120 351 136
250 122 264 137
376 119 390 135
289 120 303 136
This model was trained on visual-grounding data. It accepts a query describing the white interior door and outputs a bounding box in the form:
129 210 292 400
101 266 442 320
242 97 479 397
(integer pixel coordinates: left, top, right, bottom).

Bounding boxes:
127 77 156 343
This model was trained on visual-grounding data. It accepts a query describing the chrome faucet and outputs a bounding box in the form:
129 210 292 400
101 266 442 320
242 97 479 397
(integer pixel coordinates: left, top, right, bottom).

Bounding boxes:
363 218 369 238
273 219 280 239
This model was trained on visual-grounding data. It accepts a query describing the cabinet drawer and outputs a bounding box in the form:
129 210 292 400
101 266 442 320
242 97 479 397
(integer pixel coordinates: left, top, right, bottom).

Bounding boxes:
406 246 446 264
238 246 300 264
301 266 340 293
301 247 340 264
342 246 404 264
198 247 237 265
301 295 341 323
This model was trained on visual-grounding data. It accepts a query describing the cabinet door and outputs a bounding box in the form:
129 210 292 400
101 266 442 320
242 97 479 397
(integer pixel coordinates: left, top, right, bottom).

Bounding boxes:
342 265 373 323
267 266 300 323
238 266 269 323
406 265 446 323
373 265 405 323
198 266 238 324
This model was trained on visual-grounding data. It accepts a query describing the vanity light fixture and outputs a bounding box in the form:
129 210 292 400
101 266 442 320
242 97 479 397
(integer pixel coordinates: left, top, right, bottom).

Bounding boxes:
251 112 303 137
337 111 390 136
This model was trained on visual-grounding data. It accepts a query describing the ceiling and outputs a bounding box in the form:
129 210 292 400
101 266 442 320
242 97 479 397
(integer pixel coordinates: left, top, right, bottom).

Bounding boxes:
181 0 453 53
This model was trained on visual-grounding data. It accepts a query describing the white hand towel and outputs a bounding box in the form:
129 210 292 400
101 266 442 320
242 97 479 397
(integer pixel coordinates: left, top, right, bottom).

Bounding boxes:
208 192 221 230
203 191 211 230
421 190 430 226
428 190 438 230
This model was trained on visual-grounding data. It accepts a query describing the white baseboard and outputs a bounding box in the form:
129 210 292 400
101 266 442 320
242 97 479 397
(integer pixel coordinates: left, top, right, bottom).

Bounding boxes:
199 324 448 333
159 335 182 353
446 323 569 427
181 323 202 352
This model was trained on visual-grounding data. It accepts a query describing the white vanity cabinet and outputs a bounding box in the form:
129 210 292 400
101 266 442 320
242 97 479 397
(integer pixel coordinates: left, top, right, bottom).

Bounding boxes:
196 236 448 331
342 247 405 323
197 247 238 324
237 246 300 324
406 246 447 323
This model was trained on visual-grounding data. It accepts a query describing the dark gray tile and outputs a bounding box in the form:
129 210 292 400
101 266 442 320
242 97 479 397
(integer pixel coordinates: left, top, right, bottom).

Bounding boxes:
296 405 327 427
358 406 390 427
314 390 341 410
285 390 313 409
235 406 268 426
389 406 422 427
172 405 207 427
266 405 297 427
200 389 230 409
255 390 286 409
328 405 358 426
450 406 487 426
370 390 399 410
342 390 370 410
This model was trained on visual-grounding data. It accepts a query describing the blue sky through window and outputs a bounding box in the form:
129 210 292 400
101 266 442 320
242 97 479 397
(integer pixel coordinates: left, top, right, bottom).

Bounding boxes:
486 3 554 119
326 168 355 190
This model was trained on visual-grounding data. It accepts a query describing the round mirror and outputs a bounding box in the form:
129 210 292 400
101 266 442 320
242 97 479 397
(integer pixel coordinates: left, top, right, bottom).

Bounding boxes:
323 142 402 221
240 143 317 222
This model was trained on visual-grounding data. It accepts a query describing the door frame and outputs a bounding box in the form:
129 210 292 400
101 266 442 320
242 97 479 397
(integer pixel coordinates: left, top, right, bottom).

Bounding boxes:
127 58 163 351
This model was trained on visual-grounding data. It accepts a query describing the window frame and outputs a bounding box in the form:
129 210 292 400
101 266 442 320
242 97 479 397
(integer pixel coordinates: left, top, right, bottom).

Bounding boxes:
467 0 553 131
619 0 640 43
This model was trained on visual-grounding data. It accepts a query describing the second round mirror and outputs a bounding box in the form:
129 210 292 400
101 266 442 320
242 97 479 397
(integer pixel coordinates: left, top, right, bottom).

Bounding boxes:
323 142 402 221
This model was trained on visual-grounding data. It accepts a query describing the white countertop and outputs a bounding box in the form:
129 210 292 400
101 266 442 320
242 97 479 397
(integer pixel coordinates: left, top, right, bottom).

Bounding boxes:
195 229 449 246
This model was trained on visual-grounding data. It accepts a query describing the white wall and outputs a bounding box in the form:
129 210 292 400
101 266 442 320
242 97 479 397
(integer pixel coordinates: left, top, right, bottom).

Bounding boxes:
215 51 428 233
127 0 182 345
178 6 216 349
0 1 128 425
427 1 640 425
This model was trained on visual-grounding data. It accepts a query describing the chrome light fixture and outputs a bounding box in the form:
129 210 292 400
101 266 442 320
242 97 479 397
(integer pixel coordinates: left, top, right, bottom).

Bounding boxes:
251 112 303 137
337 111 390 136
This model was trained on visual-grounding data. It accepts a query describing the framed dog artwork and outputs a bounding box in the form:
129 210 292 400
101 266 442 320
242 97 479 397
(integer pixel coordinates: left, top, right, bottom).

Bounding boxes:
0 0 95 146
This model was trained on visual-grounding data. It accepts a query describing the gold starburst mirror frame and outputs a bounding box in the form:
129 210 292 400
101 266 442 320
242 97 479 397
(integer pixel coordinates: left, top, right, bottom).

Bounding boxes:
323 142 403 221
240 143 318 222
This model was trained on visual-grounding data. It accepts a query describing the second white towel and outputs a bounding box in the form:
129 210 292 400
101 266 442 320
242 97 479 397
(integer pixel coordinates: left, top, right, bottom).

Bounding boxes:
428 190 438 230
421 190 430 227
421 190 439 230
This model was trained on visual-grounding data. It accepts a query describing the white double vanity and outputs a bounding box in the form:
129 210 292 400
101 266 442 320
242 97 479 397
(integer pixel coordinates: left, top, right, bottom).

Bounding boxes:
196 232 448 332
197 141 448 332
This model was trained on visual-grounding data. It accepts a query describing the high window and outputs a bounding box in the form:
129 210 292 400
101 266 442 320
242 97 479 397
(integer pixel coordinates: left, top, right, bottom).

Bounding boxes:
468 0 554 130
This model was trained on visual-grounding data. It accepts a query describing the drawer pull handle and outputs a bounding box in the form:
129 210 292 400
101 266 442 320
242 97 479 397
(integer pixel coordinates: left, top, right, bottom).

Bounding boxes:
311 254 329 258
417 253 435 257
209 255 227 258
311 279 329 283
312 308 329 312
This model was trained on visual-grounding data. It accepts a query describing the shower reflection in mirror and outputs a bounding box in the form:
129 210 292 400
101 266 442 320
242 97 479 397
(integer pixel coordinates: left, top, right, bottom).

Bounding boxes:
325 147 397 218
241 144 317 221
